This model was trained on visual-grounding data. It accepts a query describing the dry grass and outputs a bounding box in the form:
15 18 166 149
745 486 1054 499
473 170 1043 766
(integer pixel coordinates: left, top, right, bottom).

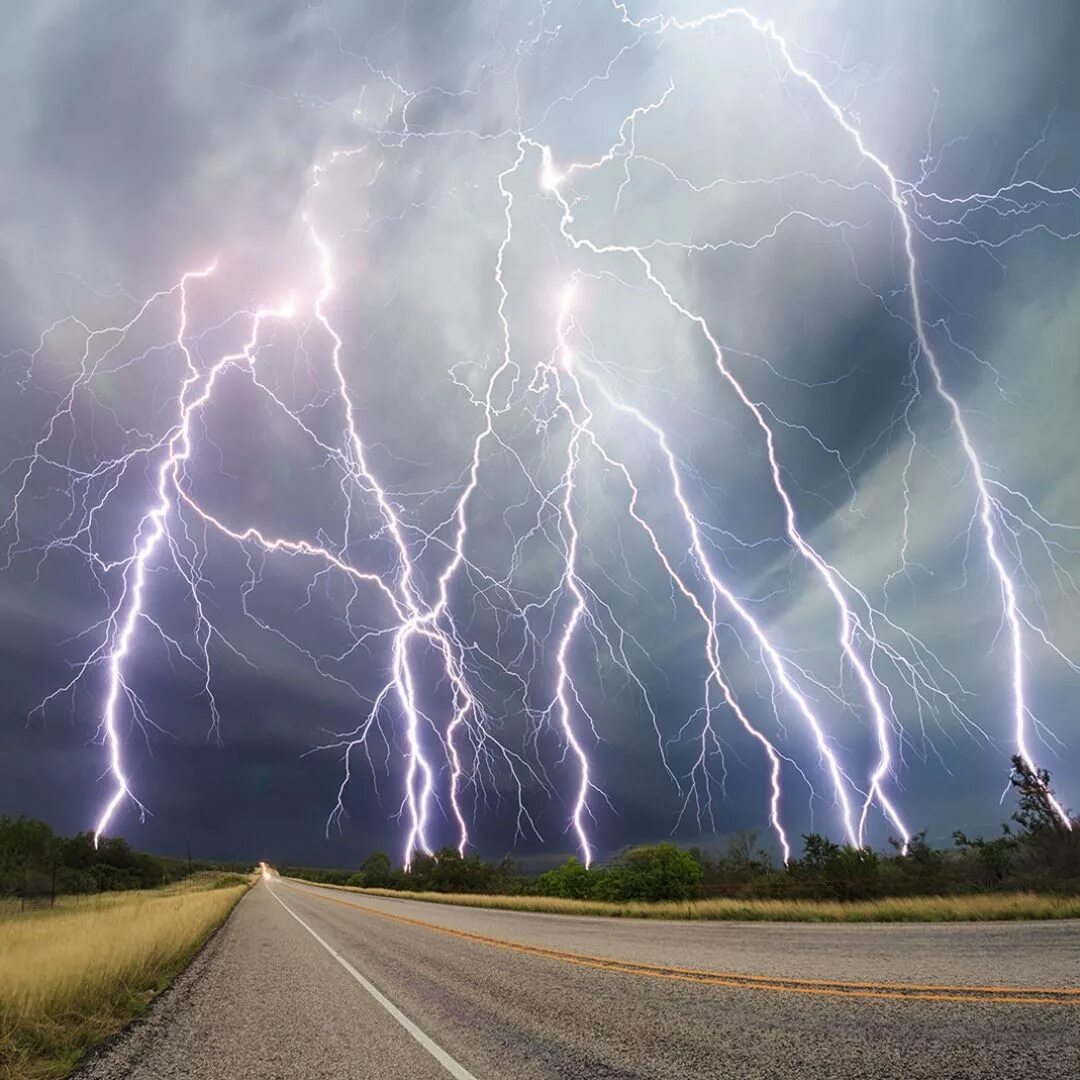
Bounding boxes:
0 880 248 1080
0 873 243 921
327 884 1080 923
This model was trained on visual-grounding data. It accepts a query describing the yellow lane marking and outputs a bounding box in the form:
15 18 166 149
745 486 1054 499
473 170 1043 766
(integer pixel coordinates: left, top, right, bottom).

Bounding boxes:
280 882 1080 1006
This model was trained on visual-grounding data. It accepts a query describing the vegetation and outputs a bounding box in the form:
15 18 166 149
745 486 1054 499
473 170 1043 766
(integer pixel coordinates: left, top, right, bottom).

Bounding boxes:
0 876 248 1080
0 816 252 905
326 885 1080 922
288 756 1080 914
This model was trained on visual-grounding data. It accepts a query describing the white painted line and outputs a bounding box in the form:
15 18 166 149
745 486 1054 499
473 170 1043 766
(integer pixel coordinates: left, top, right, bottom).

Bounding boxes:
268 885 479 1080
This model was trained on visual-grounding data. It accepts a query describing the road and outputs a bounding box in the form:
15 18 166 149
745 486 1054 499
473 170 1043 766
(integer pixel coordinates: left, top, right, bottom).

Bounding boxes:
76 876 1080 1079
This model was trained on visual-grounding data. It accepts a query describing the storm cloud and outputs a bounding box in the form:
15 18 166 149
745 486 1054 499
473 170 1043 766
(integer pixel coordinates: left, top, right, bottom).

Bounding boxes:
2 0 1079 866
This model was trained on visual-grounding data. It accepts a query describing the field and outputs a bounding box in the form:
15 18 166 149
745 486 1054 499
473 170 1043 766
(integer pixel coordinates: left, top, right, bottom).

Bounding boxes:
0 876 249 1080
328 884 1080 922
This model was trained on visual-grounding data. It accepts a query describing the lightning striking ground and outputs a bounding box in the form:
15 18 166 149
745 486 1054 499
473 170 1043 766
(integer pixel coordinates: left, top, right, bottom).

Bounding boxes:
4 1 1077 868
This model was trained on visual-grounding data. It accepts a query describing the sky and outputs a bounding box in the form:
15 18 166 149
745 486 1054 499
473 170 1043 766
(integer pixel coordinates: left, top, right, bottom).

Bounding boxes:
2 0 1079 869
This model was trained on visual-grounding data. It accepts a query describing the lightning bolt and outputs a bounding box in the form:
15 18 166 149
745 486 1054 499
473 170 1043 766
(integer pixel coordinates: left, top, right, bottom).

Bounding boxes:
606 2 1072 829
6 1 1075 871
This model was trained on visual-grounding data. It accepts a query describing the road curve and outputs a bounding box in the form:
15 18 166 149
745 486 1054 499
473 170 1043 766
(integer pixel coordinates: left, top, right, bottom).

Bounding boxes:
76 877 1080 1079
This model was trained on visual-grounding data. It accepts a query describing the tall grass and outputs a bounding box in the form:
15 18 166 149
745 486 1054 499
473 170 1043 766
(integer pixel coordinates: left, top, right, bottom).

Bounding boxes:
0 881 247 1080
339 885 1080 922
0 872 242 921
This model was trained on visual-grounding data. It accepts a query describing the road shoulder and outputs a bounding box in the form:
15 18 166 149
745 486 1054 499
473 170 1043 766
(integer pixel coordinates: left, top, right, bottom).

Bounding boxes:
72 882 449 1080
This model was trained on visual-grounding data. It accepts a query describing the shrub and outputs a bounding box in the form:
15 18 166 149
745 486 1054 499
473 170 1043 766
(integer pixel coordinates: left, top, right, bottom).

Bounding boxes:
603 843 704 902
534 857 592 899
793 834 882 900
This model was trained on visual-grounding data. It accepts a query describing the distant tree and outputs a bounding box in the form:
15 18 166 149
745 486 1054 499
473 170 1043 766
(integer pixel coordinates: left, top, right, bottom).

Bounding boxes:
404 853 437 890
428 848 482 893
0 816 55 894
491 855 524 895
796 833 841 876
605 843 704 902
535 857 592 899
1007 756 1080 881
61 832 98 872
1009 755 1073 835
716 831 773 882
793 834 881 900
953 828 1017 887
886 831 946 892
353 851 394 889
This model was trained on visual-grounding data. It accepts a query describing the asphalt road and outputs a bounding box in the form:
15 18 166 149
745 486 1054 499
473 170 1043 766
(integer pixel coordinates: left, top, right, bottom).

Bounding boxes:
76 877 1080 1080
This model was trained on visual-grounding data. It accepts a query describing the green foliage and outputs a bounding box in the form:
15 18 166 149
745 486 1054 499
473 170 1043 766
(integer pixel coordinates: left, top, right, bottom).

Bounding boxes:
602 844 704 901
208 874 250 889
348 851 394 889
0 816 247 900
790 834 882 900
953 828 1019 886
0 817 54 893
395 849 522 894
528 844 702 902
887 831 946 889
691 831 774 885
1005 755 1080 881
534 857 592 899
1009 754 1068 835
278 864 352 886
256 760 1080 904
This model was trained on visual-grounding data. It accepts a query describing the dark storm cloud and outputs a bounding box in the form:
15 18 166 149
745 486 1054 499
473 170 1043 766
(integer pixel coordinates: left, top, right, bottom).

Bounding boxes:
2 1 1079 866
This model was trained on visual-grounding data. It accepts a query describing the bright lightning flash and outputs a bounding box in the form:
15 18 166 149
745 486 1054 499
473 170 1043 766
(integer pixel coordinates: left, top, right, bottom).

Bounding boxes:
4 1 1076 870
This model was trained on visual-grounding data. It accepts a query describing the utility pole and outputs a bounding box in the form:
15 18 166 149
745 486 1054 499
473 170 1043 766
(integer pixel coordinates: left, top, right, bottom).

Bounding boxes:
187 839 192 878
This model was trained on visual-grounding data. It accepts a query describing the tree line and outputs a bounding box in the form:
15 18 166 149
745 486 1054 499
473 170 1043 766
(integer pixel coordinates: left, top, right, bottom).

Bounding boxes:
286 756 1080 903
0 816 250 901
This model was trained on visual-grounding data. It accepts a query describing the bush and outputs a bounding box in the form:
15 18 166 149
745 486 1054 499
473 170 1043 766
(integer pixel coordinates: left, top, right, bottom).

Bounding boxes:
602 844 704 902
351 851 394 889
532 845 703 902
283 762 1080 904
793 834 882 900
534 857 592 899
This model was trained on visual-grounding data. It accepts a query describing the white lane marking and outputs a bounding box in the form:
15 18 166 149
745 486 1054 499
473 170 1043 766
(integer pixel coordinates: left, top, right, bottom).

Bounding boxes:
268 885 479 1080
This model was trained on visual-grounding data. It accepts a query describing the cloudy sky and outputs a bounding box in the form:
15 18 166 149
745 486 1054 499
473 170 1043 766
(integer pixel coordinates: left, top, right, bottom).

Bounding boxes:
2 0 1079 868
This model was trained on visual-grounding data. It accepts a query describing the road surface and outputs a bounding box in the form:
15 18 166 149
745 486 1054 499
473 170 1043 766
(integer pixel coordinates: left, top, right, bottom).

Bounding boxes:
76 876 1079 1079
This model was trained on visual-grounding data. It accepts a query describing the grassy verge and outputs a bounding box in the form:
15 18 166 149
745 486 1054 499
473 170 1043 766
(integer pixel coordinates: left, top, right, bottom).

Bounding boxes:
305 882 1080 923
0 876 249 1080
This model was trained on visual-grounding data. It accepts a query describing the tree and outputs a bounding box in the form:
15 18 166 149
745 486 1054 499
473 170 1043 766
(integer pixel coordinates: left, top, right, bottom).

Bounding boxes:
887 831 945 890
954 828 1017 887
793 834 881 900
535 857 593 899
0 816 56 894
600 844 704 902
404 853 437 890
716 831 773 883
353 851 394 889
428 848 485 893
1007 756 1080 881
796 833 841 876
1009 755 1072 835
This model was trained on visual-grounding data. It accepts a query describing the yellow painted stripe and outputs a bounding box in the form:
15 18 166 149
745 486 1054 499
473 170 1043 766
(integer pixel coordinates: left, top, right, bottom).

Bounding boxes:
281 881 1080 1006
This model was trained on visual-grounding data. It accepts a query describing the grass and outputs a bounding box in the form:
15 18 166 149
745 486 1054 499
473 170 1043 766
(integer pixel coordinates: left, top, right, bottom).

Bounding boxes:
316 883 1080 923
0 877 249 1080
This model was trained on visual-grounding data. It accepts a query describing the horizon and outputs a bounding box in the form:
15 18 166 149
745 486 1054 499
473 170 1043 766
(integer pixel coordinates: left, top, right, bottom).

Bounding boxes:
2 0 1078 874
